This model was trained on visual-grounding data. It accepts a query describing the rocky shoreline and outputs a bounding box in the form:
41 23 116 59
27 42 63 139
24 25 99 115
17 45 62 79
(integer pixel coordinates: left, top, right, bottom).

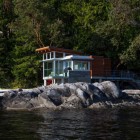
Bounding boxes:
0 81 140 110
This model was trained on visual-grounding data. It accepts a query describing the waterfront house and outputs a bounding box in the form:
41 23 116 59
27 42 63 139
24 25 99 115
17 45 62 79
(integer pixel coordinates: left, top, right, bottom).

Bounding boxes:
36 46 139 89
36 46 93 86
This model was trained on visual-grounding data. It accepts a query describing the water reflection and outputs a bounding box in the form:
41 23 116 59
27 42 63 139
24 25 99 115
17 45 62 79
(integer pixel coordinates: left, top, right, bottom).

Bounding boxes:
37 108 140 140
36 109 124 140
0 108 140 140
0 111 41 140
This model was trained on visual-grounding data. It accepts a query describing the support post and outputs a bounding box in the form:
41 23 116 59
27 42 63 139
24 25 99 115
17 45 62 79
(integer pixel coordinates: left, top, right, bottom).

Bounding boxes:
44 80 46 86
53 52 56 77
61 78 64 84
43 61 44 78
88 62 90 70
99 78 102 83
71 61 74 70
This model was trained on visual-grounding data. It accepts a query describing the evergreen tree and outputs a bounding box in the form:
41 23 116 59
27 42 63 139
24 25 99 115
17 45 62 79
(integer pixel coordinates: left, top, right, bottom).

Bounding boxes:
0 0 140 88
61 0 140 71
11 0 42 88
60 0 111 53
0 0 15 87
11 0 65 87
119 0 140 71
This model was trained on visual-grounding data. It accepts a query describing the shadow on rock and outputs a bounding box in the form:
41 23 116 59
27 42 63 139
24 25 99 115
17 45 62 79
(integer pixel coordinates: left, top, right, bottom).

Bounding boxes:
0 81 139 110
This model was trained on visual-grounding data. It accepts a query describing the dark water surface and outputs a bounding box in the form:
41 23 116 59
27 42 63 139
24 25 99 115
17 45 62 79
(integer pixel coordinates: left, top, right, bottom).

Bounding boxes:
0 108 140 140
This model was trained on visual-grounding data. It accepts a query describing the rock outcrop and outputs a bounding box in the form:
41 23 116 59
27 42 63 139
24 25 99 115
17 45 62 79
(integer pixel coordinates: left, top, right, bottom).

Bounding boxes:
0 81 140 110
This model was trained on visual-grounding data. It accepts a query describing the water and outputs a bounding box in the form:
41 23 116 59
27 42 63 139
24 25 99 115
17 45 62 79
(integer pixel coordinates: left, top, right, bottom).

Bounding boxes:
0 108 140 140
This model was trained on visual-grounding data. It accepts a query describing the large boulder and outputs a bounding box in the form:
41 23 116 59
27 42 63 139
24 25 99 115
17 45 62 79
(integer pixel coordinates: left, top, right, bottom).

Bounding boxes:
93 81 121 99
0 81 128 110
74 82 106 101
75 88 92 107
60 94 82 109
2 91 31 110
46 88 63 106
39 93 56 108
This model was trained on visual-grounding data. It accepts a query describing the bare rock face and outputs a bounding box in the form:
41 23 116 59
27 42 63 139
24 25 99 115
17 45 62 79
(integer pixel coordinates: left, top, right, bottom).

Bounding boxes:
93 81 121 99
36 94 56 109
60 94 82 109
0 81 139 110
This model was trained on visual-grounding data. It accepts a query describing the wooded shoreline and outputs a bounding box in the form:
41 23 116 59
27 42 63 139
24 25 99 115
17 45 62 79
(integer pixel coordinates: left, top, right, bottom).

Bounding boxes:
0 1 140 88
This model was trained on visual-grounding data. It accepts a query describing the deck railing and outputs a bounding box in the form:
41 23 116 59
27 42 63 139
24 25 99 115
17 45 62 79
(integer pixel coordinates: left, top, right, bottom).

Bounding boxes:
92 70 140 80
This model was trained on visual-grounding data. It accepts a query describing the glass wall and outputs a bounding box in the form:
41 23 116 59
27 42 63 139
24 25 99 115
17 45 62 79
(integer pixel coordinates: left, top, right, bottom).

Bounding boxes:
74 61 89 70
44 62 53 77
55 61 64 76
65 61 72 68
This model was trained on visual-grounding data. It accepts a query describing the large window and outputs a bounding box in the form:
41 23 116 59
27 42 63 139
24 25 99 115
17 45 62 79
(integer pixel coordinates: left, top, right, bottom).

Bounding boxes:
44 62 53 77
55 61 63 76
65 61 71 68
74 61 89 70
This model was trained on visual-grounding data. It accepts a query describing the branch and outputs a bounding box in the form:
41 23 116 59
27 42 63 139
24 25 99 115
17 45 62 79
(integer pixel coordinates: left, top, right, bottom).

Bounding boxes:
34 22 45 47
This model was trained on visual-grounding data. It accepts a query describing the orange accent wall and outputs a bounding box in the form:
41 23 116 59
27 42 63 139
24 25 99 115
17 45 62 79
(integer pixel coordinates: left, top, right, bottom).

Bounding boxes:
90 56 111 77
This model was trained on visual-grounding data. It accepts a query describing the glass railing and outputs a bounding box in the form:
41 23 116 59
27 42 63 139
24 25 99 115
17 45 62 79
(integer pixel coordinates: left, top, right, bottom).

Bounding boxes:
44 69 65 77
44 69 52 77
92 70 140 80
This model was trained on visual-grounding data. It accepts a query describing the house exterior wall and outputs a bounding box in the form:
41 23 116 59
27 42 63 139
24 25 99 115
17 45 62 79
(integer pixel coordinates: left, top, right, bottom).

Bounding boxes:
68 71 91 83
103 58 111 76
90 56 111 77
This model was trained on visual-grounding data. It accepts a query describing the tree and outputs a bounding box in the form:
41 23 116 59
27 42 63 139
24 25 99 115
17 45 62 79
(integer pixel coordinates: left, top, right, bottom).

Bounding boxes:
11 0 66 87
119 0 140 71
0 0 16 87
1 0 140 88
11 0 42 88
120 34 140 71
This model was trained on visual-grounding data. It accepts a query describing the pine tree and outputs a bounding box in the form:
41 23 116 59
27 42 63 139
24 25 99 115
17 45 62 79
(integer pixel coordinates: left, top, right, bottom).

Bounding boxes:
0 0 15 87
11 0 42 88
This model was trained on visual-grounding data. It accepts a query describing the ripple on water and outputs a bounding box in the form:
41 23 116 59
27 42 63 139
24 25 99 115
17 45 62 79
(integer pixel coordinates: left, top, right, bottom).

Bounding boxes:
0 108 140 140
36 108 140 140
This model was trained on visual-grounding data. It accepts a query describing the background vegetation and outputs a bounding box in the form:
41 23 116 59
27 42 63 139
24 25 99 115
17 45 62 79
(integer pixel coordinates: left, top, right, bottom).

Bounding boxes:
0 0 140 88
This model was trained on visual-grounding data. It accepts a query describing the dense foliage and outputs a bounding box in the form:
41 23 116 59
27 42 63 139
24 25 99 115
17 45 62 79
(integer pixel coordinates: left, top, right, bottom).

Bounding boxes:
0 0 16 87
0 0 140 88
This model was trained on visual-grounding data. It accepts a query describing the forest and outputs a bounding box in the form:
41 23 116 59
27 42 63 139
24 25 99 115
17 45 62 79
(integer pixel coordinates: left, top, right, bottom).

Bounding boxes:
0 0 140 88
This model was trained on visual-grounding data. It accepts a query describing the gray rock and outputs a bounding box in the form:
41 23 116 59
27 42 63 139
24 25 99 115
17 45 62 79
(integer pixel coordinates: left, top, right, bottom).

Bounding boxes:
47 89 63 106
52 85 71 97
94 81 121 99
65 83 77 94
75 88 92 107
38 94 56 109
0 81 139 110
60 94 82 109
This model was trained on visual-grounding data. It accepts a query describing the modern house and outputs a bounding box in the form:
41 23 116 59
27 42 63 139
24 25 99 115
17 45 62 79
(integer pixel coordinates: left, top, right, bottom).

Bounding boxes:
36 46 93 86
36 46 140 89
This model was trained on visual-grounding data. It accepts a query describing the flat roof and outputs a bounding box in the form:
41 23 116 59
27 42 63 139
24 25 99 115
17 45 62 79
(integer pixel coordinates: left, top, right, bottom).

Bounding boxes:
36 46 82 55
62 55 93 61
